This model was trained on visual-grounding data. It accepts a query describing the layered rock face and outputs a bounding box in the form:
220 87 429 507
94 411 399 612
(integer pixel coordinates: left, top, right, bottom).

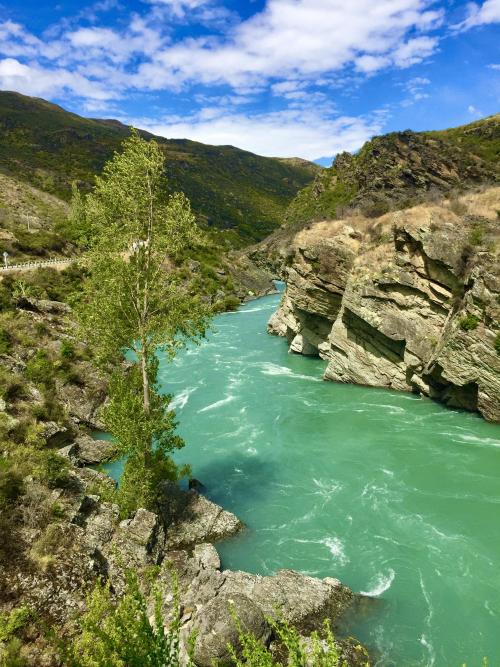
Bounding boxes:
268 190 500 422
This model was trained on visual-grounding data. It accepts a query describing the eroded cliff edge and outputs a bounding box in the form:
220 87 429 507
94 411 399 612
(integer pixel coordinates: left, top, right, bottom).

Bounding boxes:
268 188 500 422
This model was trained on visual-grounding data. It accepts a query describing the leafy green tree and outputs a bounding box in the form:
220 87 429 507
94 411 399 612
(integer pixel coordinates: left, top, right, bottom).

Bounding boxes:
74 130 210 513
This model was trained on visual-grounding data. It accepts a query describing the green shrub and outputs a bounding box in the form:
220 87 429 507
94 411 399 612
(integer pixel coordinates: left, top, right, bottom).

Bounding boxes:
0 464 24 506
230 612 362 667
459 314 480 331
60 340 76 360
40 451 70 489
25 350 54 386
0 369 28 402
0 329 12 355
59 570 189 667
468 226 485 246
0 607 32 643
221 295 241 312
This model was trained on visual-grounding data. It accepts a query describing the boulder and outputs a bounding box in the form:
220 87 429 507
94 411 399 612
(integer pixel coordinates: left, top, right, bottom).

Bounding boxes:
103 508 166 591
73 434 118 465
192 593 270 667
16 297 71 314
160 482 243 549
222 569 354 632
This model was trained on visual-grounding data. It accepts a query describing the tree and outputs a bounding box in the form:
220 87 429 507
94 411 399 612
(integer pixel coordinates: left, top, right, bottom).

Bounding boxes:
75 130 210 513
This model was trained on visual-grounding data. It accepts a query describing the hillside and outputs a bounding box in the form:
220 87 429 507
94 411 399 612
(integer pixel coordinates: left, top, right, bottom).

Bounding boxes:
284 114 500 227
0 91 317 244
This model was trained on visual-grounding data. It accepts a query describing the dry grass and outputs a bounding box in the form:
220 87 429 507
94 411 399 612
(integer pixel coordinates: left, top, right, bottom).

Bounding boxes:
445 185 500 220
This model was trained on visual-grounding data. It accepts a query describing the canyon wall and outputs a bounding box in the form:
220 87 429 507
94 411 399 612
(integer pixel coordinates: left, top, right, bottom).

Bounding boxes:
268 191 500 422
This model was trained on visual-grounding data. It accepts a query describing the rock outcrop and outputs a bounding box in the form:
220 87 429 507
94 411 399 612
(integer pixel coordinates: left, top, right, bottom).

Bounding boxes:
5 463 366 666
158 546 363 666
268 189 500 422
160 482 244 548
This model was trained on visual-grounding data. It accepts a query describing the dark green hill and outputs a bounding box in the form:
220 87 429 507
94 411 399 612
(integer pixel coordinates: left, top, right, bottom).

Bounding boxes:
0 91 318 244
285 114 500 226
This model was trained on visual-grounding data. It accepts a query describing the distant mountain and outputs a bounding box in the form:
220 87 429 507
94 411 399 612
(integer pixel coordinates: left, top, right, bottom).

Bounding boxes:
0 91 317 244
284 114 500 227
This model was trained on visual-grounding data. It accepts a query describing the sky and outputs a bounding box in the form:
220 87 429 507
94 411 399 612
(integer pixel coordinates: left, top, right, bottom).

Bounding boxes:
0 0 499 163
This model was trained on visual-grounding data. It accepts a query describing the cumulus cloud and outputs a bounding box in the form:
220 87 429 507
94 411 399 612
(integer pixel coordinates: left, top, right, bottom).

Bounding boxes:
127 107 385 160
455 0 500 30
0 0 455 158
0 57 119 100
0 1 444 100
136 0 444 90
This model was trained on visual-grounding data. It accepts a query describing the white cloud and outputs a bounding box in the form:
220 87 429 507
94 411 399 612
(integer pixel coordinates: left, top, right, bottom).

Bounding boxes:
136 0 444 90
400 75 431 106
455 0 500 30
468 104 483 117
127 107 385 160
0 1 445 103
0 1 451 159
0 57 119 100
488 63 500 69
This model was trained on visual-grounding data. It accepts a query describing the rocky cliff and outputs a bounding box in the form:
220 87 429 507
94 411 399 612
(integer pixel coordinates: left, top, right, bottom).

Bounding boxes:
268 188 500 422
283 114 499 229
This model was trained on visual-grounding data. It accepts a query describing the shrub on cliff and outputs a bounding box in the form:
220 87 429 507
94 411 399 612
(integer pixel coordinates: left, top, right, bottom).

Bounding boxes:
60 570 190 667
459 314 480 331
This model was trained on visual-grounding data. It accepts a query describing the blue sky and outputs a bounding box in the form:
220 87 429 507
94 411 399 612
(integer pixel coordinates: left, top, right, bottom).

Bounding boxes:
0 0 499 163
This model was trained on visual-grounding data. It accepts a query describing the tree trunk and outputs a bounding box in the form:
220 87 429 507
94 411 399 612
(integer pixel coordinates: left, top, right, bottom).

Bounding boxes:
141 345 150 415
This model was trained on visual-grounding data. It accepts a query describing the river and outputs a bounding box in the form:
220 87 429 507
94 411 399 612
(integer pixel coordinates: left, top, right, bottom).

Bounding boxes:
104 288 500 666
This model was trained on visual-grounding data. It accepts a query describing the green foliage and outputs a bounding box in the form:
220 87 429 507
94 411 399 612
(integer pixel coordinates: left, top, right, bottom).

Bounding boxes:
0 606 32 643
25 350 55 386
60 340 76 360
0 328 12 355
215 295 241 312
468 225 485 246
61 570 189 667
39 450 71 488
75 131 211 514
102 364 187 515
459 314 480 331
230 614 353 667
0 462 24 506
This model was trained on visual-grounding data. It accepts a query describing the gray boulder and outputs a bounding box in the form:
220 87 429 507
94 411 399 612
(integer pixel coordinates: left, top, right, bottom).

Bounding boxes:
192 593 270 667
160 482 243 548
74 434 118 465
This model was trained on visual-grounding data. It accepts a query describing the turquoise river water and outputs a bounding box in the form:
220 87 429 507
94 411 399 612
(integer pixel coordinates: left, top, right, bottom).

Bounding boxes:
104 289 500 666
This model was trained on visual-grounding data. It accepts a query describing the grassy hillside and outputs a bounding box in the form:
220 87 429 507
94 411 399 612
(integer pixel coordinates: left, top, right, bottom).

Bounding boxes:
285 114 500 227
0 91 317 244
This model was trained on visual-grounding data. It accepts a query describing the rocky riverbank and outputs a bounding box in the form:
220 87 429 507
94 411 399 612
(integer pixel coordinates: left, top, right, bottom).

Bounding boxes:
0 285 369 665
4 445 369 665
267 188 500 422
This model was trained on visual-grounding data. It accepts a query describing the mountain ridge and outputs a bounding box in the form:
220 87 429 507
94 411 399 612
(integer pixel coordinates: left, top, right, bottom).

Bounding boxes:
0 90 317 244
